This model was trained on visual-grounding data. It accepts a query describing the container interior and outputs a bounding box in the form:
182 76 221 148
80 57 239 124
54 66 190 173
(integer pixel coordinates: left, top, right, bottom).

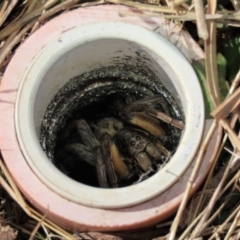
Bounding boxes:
34 38 184 138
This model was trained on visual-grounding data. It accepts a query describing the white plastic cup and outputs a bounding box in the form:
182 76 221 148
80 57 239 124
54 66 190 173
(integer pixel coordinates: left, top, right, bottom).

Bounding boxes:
15 21 204 209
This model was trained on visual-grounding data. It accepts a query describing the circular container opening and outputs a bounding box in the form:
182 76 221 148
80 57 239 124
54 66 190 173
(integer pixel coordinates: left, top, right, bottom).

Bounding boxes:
15 22 204 208
40 51 184 189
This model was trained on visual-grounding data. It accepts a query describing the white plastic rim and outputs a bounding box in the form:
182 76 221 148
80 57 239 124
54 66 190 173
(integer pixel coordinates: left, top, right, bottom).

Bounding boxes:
15 22 204 209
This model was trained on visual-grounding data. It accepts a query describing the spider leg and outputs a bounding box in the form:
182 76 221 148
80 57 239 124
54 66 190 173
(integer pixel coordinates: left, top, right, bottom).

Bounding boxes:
101 135 118 188
152 138 171 157
121 112 165 138
57 143 96 178
145 143 163 161
62 143 96 166
75 119 101 149
121 97 180 158
122 96 184 131
123 96 169 115
95 148 109 188
74 119 109 188
148 108 184 130
135 152 153 171
134 167 154 184
111 141 133 181
134 152 154 184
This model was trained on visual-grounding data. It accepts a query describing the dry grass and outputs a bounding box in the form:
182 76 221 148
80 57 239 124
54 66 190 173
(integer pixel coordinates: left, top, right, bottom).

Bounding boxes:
0 0 240 239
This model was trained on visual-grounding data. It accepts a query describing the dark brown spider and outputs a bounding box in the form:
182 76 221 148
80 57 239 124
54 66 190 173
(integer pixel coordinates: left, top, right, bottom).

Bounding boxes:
40 66 184 188
56 97 184 188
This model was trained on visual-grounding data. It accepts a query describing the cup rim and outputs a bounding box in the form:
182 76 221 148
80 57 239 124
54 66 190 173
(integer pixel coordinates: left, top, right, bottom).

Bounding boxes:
15 21 204 209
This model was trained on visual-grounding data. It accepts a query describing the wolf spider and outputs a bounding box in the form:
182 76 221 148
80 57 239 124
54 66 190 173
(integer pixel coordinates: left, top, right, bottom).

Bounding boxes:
57 96 184 188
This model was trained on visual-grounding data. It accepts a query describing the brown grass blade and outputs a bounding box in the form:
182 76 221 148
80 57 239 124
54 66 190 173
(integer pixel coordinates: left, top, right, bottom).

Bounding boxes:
211 88 240 119
0 160 30 215
105 0 176 13
231 0 240 11
180 153 240 240
29 214 47 240
0 158 76 239
38 0 84 23
119 10 240 21
190 131 240 238
0 1 9 22
0 0 18 28
228 69 240 95
220 119 240 150
178 129 227 240
173 0 188 7
181 133 227 228
194 0 209 39
224 210 240 240
168 121 218 240
209 174 240 240
204 0 221 108
0 21 35 69
0 0 76 41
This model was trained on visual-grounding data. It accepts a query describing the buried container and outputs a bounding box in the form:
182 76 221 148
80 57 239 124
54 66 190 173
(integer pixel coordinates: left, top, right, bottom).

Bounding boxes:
16 21 202 208
0 5 221 231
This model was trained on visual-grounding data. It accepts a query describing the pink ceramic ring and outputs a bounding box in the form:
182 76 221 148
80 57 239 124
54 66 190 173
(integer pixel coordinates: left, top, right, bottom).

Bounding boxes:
0 5 221 231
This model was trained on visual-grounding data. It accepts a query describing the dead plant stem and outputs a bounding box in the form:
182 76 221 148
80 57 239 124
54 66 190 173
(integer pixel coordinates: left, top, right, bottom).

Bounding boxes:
0 158 76 239
29 214 47 240
209 181 240 240
190 139 238 238
44 0 60 9
9 222 43 240
179 153 240 240
204 0 221 108
0 0 18 28
29 207 76 239
0 0 59 40
231 0 240 11
105 0 176 13
209 205 240 240
174 0 188 7
119 11 240 21
0 173 31 216
229 69 240 95
194 0 208 39
39 0 93 23
25 0 39 14
74 0 105 8
221 171 240 199
205 183 236 232
2 0 30 34
0 21 34 68
191 132 227 221
220 119 240 151
207 201 230 239
192 126 240 223
0 160 29 213
178 211 204 240
224 208 240 240
0 1 8 21
169 121 217 240
178 12 240 21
